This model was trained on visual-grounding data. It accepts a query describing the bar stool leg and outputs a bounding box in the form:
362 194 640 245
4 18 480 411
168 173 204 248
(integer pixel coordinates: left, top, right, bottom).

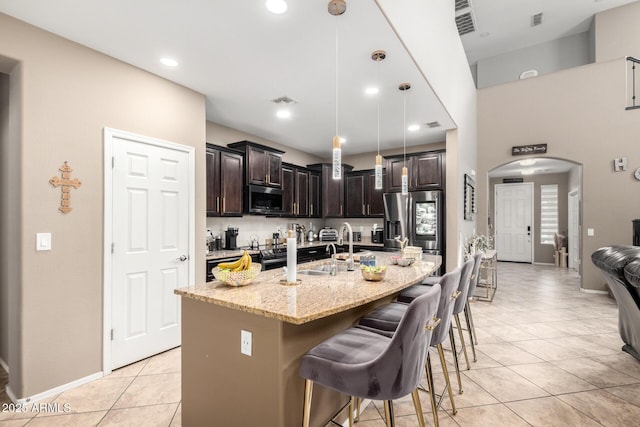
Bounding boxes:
455 314 471 370
466 301 478 345
383 400 395 427
464 304 477 362
411 389 427 427
302 379 313 427
425 353 440 427
354 397 361 422
438 343 457 414
448 328 463 394
349 396 355 427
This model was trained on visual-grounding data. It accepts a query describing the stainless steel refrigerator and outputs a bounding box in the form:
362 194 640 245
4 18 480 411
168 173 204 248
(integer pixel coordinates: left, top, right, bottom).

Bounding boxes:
383 191 445 273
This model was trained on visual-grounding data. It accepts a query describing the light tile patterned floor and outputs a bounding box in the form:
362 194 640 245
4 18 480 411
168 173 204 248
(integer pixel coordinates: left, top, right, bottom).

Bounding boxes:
1 262 639 426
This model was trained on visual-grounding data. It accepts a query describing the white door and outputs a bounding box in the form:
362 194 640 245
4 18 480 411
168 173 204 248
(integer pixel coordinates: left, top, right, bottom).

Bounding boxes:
568 191 580 271
109 132 191 369
495 183 533 262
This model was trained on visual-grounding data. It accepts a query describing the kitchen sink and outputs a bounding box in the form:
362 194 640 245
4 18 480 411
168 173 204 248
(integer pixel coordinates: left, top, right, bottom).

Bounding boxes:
298 263 349 276
297 269 330 276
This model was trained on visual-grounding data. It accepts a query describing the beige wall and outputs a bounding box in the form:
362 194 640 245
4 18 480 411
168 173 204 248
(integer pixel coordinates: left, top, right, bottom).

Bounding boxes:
341 141 446 170
489 173 570 264
0 71 10 367
595 0 640 62
477 58 640 291
0 13 206 398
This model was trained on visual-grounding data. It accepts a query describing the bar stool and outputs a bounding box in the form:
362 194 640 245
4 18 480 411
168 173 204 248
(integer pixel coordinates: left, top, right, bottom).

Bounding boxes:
299 284 441 427
358 269 461 427
449 258 475 393
465 253 483 351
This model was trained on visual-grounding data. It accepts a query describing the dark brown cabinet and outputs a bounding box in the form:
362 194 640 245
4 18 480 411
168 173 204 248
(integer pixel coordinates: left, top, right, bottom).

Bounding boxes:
345 170 384 218
282 164 310 217
384 150 445 192
228 140 284 188
309 171 321 218
308 163 353 218
206 144 244 216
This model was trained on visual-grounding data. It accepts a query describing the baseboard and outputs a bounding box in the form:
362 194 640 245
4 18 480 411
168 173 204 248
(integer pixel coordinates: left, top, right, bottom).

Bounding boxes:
7 371 103 405
580 288 609 295
0 357 8 373
533 262 555 266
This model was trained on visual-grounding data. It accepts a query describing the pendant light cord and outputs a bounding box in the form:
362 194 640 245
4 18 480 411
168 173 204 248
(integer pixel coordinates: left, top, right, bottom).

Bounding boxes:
376 58 380 156
403 88 406 167
335 18 339 138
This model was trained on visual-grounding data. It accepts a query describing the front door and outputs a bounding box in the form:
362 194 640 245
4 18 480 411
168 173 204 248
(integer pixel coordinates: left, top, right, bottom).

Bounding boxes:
109 130 191 370
495 183 533 262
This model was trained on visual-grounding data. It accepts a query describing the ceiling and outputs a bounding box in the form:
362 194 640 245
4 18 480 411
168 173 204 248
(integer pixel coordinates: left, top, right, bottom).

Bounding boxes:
0 0 637 159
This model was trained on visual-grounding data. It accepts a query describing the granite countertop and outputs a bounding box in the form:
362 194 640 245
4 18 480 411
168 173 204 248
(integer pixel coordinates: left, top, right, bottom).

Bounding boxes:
177 252 441 325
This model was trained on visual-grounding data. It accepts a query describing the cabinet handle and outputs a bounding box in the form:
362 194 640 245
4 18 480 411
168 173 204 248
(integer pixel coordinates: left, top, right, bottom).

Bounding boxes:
310 204 313 215
294 202 297 215
266 174 270 185
222 197 225 213
368 204 370 216
362 204 365 215
216 197 220 213
340 205 343 216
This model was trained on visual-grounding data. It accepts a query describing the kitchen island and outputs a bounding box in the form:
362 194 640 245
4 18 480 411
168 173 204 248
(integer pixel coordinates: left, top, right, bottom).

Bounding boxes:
175 252 440 427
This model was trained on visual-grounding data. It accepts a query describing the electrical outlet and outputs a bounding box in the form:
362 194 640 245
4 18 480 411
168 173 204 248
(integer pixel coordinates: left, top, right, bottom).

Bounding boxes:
36 233 52 251
587 228 595 237
241 329 252 356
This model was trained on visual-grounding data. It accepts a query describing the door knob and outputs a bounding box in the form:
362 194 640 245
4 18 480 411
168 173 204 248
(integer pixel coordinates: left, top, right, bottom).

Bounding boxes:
177 255 188 262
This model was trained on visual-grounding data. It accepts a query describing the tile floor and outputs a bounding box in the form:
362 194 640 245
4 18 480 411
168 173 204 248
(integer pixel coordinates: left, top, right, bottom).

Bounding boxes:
1 262 639 426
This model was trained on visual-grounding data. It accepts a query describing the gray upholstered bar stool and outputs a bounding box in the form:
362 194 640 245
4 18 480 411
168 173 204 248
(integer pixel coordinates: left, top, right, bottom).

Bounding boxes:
299 284 442 427
358 269 461 427
448 258 475 393
465 252 484 352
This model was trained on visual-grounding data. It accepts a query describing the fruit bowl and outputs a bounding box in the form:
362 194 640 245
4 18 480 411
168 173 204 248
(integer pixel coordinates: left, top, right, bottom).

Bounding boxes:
212 263 262 286
396 257 415 267
360 265 387 282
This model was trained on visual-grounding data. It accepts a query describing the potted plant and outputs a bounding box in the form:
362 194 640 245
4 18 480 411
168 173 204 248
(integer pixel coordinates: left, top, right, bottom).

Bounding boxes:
464 234 491 259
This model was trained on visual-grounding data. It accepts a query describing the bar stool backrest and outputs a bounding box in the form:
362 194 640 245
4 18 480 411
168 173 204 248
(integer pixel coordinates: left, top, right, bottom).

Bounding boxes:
453 258 475 315
430 268 461 346
467 252 484 298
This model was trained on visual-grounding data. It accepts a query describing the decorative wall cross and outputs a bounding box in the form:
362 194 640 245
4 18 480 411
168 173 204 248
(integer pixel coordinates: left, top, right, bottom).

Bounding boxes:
50 162 82 214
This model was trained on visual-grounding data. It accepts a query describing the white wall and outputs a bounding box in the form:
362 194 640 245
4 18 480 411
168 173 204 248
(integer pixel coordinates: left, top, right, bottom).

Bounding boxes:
477 32 591 89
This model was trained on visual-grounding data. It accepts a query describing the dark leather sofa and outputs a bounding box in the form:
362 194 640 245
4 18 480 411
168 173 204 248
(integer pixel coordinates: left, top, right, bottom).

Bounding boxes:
591 245 640 361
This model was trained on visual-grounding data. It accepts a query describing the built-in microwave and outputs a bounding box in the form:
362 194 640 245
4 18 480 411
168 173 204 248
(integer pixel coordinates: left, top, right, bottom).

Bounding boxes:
245 184 283 215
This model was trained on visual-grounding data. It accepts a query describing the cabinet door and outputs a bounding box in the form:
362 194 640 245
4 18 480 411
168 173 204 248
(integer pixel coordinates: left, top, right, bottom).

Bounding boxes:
267 152 283 188
309 172 321 218
367 172 385 217
413 152 443 190
206 148 221 216
220 151 243 216
322 165 344 217
385 157 410 192
295 169 309 217
246 146 268 186
281 165 295 216
345 173 366 217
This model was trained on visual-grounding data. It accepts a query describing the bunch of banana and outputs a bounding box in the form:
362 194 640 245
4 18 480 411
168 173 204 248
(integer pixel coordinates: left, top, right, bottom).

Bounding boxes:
217 250 252 272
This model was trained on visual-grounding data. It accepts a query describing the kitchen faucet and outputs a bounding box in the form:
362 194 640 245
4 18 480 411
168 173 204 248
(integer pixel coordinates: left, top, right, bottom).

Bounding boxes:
326 243 337 276
338 222 355 271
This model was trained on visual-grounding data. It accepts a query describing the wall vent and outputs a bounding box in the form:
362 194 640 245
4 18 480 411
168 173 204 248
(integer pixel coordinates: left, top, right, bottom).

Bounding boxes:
455 12 476 36
455 0 471 12
426 121 441 128
532 12 543 27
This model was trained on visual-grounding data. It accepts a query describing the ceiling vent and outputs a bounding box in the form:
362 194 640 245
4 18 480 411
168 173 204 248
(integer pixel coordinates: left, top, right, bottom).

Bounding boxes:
271 96 296 104
531 12 543 27
426 121 441 128
455 0 471 12
455 12 476 36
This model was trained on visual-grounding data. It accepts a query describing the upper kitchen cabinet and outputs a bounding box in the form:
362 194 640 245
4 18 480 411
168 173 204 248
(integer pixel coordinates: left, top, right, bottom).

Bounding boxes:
384 150 445 192
309 170 321 218
308 163 353 218
228 140 284 188
206 144 244 216
282 163 310 217
345 170 384 218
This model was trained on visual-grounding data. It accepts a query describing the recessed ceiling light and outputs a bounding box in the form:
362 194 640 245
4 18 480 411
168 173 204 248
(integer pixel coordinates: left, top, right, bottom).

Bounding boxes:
266 0 287 14
519 159 536 166
408 124 420 132
365 87 379 95
160 57 178 67
276 109 291 119
339 137 346 144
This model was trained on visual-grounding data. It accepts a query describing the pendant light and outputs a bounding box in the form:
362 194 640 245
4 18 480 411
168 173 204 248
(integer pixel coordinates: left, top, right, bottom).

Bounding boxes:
399 82 411 195
329 0 346 180
372 50 386 190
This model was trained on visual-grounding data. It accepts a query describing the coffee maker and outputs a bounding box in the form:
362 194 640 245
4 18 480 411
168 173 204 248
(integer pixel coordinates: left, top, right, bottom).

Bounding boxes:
225 226 239 250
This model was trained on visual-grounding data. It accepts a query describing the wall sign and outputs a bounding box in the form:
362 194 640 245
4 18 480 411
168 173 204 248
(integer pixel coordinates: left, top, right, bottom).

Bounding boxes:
50 161 82 214
614 157 628 172
511 144 547 156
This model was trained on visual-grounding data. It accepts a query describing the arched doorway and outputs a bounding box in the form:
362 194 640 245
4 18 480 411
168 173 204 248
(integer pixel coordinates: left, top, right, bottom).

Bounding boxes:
487 157 582 273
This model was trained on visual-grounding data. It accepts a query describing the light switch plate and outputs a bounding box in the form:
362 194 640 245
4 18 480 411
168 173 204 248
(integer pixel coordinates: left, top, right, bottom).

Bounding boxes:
587 228 595 237
241 330 252 356
36 233 52 251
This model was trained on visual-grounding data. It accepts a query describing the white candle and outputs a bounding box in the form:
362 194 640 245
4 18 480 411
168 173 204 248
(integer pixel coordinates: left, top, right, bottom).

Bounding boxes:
287 230 297 283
